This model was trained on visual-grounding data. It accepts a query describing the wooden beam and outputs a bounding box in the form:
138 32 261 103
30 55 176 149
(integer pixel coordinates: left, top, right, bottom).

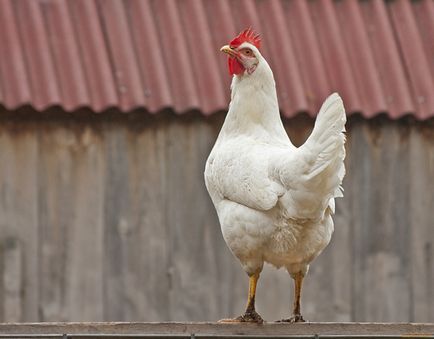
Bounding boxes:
0 322 433 336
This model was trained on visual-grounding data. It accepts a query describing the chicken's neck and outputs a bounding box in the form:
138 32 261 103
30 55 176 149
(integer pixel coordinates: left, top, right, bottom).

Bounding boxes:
220 61 290 145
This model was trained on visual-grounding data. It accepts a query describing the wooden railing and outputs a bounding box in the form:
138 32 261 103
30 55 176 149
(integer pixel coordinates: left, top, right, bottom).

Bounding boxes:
0 323 433 338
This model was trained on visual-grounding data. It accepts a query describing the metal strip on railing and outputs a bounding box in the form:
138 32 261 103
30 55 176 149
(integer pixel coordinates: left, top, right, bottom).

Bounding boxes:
0 336 427 338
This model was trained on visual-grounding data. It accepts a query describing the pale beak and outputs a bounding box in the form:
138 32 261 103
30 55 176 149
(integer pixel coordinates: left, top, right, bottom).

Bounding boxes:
220 45 238 58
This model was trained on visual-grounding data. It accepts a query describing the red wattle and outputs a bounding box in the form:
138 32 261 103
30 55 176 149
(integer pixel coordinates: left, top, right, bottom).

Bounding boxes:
228 58 245 76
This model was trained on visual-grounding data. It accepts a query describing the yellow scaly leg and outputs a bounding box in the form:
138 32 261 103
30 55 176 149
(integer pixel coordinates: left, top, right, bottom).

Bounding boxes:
219 271 263 323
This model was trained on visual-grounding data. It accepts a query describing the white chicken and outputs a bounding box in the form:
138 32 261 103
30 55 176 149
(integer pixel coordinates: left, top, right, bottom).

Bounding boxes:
204 29 346 323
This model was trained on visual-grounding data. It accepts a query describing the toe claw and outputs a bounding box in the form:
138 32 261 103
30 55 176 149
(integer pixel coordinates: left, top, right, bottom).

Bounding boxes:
241 311 264 324
277 315 306 323
218 318 242 323
219 311 264 324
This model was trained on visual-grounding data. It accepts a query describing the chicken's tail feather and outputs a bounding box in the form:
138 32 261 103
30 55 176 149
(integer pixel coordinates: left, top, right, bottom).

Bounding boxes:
310 93 346 150
277 93 346 220
305 92 346 214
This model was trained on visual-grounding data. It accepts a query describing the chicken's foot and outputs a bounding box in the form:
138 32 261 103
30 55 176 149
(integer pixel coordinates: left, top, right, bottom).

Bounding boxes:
218 271 263 324
277 271 306 323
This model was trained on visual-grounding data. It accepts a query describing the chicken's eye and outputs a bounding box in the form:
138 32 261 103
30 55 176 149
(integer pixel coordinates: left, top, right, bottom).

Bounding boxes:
241 48 253 56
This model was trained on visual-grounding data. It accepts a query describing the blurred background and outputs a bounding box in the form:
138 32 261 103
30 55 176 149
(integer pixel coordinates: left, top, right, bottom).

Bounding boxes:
0 0 433 323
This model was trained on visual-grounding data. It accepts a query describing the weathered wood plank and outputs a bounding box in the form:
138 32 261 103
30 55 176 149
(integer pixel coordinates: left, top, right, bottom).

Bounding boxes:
409 123 434 322
38 123 106 321
38 123 76 321
350 118 373 322
0 322 433 336
380 122 412 321
351 119 412 322
0 123 39 321
65 126 105 321
165 117 227 321
120 116 170 321
102 123 131 321
2 237 23 322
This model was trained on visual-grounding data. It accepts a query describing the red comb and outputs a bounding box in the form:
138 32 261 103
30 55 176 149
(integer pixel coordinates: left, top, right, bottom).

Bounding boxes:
229 28 261 49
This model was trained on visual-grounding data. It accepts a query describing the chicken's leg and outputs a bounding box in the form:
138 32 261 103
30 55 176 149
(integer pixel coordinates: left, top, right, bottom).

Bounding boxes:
219 271 263 324
279 271 306 323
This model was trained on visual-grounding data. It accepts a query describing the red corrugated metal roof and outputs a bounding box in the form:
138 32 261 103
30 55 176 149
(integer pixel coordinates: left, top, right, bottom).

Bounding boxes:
0 0 433 119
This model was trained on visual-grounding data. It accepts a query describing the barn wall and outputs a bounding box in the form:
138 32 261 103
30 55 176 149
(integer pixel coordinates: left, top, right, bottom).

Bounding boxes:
0 110 433 323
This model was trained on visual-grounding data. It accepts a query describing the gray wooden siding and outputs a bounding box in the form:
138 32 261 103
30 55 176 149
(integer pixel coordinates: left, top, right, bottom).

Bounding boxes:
0 112 433 322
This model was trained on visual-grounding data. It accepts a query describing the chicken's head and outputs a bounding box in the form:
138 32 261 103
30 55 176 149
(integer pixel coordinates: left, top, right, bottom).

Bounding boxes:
221 28 261 76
